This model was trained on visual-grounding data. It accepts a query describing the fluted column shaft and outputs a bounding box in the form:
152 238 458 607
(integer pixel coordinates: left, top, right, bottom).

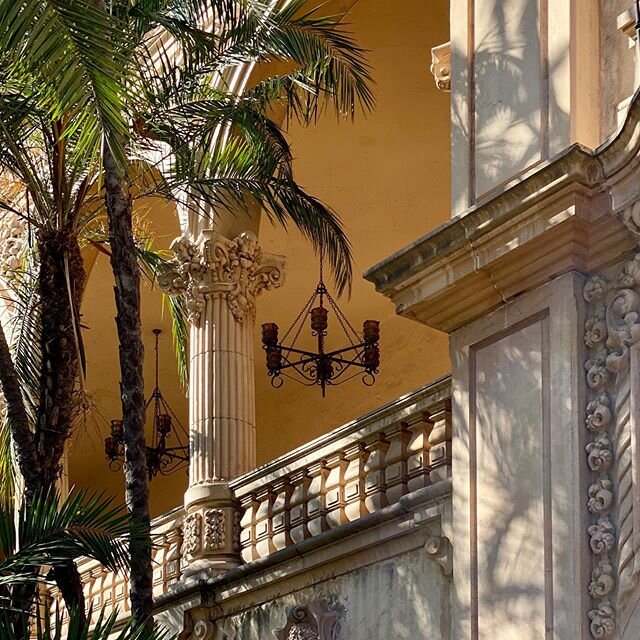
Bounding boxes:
189 291 256 483
160 229 284 579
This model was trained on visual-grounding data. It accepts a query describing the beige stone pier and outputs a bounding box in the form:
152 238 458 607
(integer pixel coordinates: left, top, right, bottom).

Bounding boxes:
160 229 285 578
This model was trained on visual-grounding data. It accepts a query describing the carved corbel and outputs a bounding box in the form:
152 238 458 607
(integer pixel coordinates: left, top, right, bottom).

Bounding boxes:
274 600 338 640
430 41 451 92
425 535 452 576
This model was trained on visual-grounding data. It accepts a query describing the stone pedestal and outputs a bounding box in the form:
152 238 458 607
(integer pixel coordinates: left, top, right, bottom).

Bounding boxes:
160 230 285 579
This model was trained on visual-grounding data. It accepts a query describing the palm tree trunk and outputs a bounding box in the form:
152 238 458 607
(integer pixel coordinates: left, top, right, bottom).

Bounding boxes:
103 145 153 625
35 229 88 624
35 229 86 483
0 315 40 499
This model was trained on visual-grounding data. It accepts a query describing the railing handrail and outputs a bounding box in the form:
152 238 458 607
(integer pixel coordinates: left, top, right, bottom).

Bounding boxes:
231 374 451 496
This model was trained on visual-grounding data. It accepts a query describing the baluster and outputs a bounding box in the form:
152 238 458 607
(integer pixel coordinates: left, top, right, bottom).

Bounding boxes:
307 461 330 536
239 493 259 562
407 413 434 492
428 398 452 482
152 534 168 598
271 477 293 551
326 452 349 527
289 469 311 544
384 422 411 504
254 486 276 558
344 444 369 522
165 525 183 588
364 432 390 513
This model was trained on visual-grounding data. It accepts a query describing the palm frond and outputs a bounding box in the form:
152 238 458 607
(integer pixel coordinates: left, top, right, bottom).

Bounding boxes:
1 605 174 639
0 0 130 167
166 137 352 294
134 243 189 385
0 488 135 580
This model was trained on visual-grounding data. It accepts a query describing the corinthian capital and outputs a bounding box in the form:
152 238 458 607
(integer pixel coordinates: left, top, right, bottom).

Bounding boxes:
158 230 285 323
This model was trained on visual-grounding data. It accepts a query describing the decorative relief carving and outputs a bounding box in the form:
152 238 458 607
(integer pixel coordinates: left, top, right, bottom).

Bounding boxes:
0 211 27 275
588 604 616 639
585 395 613 432
588 518 616 555
582 252 640 636
425 535 453 576
159 230 285 324
183 512 202 556
586 435 614 472
203 509 225 551
274 600 338 640
589 561 616 598
429 41 451 92
193 620 217 640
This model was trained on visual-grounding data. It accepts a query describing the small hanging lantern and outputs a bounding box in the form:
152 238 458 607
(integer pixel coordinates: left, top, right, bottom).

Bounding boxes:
105 329 189 479
261 248 380 396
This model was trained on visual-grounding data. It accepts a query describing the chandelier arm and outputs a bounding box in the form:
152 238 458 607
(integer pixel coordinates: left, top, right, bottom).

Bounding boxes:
322 342 369 359
278 359 320 381
331 369 376 386
279 345 325 359
278 370 321 386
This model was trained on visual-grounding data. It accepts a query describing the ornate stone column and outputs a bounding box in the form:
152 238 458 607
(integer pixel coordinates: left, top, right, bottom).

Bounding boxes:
160 229 285 578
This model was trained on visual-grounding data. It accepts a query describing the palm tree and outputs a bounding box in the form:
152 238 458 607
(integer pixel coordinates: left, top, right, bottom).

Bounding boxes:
0 487 172 639
0 0 373 627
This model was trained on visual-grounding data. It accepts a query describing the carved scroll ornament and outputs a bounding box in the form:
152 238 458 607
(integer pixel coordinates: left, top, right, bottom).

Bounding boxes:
159 230 285 324
274 600 338 640
583 252 640 637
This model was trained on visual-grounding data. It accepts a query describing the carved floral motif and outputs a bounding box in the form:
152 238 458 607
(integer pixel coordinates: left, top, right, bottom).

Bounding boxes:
588 605 616 639
158 231 285 324
589 561 616 598
588 518 616 555
585 395 612 432
203 509 225 551
586 435 613 472
588 479 614 515
183 512 202 556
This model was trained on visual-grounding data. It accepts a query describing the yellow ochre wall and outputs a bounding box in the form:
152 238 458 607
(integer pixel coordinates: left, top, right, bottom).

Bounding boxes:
69 0 452 515
70 199 189 516
254 0 451 464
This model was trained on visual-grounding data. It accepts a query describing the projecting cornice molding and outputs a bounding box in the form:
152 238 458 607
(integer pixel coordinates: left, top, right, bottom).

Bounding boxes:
364 88 640 333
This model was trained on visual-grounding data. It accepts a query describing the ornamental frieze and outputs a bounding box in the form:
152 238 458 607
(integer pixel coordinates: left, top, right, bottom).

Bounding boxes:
159 230 285 324
583 251 640 637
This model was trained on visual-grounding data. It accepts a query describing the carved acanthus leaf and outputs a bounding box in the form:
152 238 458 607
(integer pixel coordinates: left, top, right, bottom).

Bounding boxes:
159 231 285 323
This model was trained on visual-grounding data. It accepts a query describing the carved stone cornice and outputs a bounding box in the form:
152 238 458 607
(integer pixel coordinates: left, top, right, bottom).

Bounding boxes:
430 41 451 92
159 230 285 323
364 88 640 333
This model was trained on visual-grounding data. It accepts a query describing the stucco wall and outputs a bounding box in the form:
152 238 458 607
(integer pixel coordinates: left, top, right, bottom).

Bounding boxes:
210 546 451 640
253 0 452 465
599 0 636 139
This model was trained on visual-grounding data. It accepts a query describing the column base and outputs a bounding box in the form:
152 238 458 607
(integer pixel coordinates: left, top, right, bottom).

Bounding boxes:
181 482 243 582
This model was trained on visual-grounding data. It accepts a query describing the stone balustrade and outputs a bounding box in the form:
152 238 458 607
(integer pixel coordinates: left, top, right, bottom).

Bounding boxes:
46 376 451 623
230 375 451 563
48 506 184 626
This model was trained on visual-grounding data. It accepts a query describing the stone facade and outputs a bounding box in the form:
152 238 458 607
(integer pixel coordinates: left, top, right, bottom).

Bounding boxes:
27 3 640 640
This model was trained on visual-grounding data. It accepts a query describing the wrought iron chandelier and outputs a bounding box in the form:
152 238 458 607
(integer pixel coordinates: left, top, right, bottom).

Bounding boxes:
261 249 380 396
105 329 189 479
